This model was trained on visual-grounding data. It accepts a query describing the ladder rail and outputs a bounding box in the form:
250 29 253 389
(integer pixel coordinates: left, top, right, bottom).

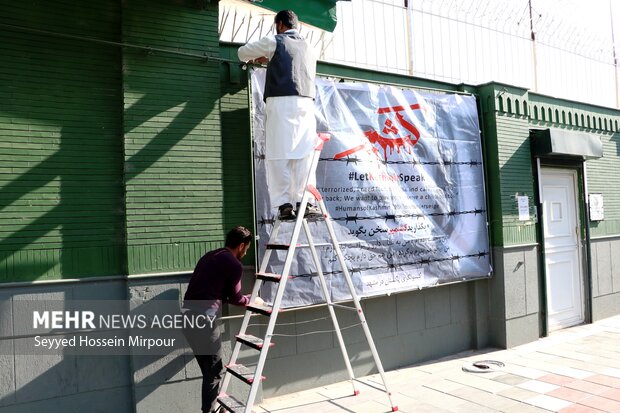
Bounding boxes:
241 145 327 411
219 132 397 412
302 219 358 395
242 187 315 412
220 274 263 394
221 218 286 393
316 196 397 409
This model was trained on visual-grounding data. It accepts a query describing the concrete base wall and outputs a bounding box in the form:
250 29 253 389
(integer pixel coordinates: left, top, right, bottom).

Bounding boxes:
591 238 620 322
257 280 487 398
488 245 542 349
0 279 132 412
487 237 620 353
0 270 491 411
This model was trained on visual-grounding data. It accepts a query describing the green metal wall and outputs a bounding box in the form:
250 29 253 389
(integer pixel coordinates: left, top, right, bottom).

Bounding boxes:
494 90 537 247
527 94 620 239
122 0 224 274
0 0 229 282
588 137 620 237
478 84 538 247
0 1 125 281
478 83 620 247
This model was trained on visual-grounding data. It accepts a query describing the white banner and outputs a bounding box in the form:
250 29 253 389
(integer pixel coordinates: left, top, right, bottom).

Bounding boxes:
250 68 491 307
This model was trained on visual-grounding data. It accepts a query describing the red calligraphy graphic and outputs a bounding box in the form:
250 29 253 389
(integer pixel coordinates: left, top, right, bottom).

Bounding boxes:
334 103 422 161
377 104 421 114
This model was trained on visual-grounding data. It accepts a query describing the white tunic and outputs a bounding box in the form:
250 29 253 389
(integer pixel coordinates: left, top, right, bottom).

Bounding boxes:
238 31 317 160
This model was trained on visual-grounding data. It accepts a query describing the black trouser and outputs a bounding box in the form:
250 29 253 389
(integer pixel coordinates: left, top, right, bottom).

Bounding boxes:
183 312 223 413
193 352 223 413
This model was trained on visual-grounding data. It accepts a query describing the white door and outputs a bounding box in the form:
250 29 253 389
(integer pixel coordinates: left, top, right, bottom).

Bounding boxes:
541 169 585 331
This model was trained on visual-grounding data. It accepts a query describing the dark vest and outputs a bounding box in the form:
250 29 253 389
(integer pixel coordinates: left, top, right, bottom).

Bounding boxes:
264 32 316 100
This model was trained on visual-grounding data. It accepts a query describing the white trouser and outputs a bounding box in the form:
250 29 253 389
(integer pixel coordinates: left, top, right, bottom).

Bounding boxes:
265 153 316 210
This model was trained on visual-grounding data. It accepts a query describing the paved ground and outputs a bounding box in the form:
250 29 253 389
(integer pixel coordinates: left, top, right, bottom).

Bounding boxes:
256 314 620 413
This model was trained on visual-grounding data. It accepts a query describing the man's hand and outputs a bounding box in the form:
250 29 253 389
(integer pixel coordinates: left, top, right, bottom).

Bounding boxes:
250 56 269 65
253 296 265 306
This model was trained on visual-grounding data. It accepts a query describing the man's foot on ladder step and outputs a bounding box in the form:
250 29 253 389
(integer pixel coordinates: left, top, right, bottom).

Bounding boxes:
277 202 324 221
296 202 323 219
277 203 295 220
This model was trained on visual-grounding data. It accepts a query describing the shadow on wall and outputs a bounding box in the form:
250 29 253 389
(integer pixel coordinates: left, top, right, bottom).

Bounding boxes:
1 1 220 411
0 26 125 280
220 105 254 257
0 24 217 282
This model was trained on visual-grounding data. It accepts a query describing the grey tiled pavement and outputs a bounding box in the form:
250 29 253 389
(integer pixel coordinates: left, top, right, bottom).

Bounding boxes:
256 315 620 413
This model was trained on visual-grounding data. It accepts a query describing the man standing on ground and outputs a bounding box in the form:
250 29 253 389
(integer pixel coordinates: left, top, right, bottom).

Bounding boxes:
182 226 262 413
238 10 321 220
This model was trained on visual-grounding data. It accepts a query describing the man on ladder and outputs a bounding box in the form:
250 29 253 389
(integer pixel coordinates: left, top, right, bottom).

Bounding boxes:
238 9 322 220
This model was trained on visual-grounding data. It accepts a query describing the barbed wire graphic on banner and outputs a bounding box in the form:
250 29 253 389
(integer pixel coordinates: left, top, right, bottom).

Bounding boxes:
289 251 490 279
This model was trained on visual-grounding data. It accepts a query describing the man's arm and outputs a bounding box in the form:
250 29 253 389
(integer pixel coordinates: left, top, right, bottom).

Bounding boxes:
238 36 276 63
224 260 250 307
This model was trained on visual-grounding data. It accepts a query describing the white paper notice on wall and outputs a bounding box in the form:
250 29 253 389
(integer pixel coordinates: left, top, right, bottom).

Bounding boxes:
589 193 604 221
517 196 530 221
362 267 425 295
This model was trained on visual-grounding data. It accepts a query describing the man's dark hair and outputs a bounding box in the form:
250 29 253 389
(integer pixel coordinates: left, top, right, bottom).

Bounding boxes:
274 10 298 30
225 226 253 248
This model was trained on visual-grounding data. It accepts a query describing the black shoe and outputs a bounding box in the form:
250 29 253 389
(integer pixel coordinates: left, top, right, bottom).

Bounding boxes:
278 203 296 220
296 202 323 219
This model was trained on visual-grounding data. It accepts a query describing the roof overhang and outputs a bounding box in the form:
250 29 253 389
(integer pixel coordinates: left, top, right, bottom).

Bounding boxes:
530 128 603 160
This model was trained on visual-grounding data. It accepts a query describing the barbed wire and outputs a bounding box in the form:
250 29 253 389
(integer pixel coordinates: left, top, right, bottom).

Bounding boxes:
220 0 618 106
288 251 490 279
257 208 486 228
331 209 486 222
319 156 482 166
414 0 615 58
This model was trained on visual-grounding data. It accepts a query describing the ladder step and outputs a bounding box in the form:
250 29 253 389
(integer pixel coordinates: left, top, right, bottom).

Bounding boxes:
277 215 325 222
266 243 291 250
256 272 282 282
217 393 248 413
246 304 275 316
226 364 264 385
236 334 274 350
266 243 312 250
303 214 326 222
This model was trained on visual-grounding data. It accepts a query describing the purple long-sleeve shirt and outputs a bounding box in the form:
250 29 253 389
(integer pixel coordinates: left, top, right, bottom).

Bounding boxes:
183 248 249 313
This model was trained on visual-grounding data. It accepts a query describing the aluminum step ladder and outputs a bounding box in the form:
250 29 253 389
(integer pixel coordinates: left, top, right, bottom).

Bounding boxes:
217 134 398 413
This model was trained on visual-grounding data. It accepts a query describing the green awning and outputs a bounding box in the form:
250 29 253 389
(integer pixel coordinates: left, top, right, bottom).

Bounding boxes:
530 128 603 160
247 0 349 32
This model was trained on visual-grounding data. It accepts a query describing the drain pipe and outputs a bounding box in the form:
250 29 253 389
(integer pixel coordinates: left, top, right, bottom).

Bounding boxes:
534 157 548 337
582 163 594 324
